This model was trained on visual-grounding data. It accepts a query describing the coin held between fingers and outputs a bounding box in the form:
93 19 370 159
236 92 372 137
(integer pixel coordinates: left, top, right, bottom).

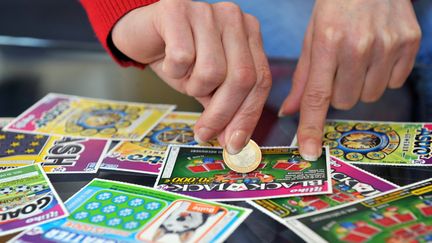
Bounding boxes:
222 139 262 173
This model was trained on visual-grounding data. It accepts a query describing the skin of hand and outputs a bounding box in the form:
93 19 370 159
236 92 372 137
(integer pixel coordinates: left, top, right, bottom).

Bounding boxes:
112 0 272 155
279 0 421 160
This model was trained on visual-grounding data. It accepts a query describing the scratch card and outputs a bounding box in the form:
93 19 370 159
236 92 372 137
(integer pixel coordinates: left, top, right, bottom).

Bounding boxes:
0 164 68 236
102 112 219 175
11 179 251 243
4 93 175 141
0 118 110 174
154 146 332 201
292 120 432 166
286 178 432 243
248 157 398 225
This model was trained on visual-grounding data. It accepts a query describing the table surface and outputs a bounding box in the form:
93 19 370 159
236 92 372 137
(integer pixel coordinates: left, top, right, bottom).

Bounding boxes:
0 41 431 242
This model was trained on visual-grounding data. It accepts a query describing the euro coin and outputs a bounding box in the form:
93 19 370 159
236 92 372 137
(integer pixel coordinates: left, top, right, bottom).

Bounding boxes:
223 140 262 173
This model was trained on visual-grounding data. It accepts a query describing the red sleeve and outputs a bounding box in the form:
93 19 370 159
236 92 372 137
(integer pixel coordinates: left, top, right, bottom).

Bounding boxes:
80 0 159 68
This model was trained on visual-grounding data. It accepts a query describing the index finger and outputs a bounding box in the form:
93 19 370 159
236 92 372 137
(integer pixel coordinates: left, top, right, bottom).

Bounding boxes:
297 29 339 161
222 14 272 155
193 3 256 144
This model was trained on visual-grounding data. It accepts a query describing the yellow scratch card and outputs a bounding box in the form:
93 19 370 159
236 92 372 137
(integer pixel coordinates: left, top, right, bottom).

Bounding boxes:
4 93 176 141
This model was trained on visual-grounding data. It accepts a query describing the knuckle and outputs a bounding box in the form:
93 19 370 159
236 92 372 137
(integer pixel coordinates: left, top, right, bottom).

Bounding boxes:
167 49 195 66
379 31 397 54
239 105 261 124
403 27 422 47
347 35 374 58
194 66 226 86
232 66 257 91
214 2 242 15
236 97 266 127
236 100 262 122
161 0 184 9
255 65 272 92
193 1 211 10
303 88 331 110
315 26 343 48
192 2 213 18
207 65 227 80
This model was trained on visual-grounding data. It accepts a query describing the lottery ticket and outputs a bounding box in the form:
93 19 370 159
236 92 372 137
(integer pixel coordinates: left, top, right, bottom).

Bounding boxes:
101 112 218 175
0 118 12 128
0 118 110 174
0 164 68 236
11 178 251 243
154 145 332 201
248 157 398 226
286 178 432 243
4 93 175 140
292 120 432 166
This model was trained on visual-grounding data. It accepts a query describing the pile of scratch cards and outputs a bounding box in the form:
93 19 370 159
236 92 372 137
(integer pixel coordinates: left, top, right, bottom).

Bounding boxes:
0 93 431 243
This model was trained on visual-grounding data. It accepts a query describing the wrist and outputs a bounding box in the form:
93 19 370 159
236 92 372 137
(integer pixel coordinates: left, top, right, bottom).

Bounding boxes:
81 0 159 67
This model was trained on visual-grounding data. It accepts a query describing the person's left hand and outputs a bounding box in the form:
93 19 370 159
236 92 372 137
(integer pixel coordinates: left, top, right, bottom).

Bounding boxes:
279 0 421 160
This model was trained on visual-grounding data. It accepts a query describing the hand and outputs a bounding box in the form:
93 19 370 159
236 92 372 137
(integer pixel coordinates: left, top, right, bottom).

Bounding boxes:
279 0 421 160
112 0 272 154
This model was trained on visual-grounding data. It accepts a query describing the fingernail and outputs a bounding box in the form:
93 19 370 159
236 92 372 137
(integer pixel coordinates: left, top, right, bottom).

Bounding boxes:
278 109 286 118
301 139 321 161
227 130 250 155
194 134 204 144
194 127 213 144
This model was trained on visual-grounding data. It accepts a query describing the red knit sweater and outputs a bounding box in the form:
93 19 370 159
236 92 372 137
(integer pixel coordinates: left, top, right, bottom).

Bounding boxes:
80 0 159 68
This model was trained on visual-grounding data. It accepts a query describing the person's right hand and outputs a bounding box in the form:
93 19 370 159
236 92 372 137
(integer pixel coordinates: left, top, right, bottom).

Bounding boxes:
112 0 272 155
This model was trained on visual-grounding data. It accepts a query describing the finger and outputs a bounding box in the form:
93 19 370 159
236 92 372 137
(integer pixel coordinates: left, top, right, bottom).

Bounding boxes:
361 32 396 102
388 35 421 89
193 3 256 145
159 1 196 79
361 59 393 103
388 57 414 89
297 28 339 161
222 14 272 154
332 35 372 109
279 21 313 116
388 2 421 89
217 130 227 147
195 96 228 147
186 3 227 97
